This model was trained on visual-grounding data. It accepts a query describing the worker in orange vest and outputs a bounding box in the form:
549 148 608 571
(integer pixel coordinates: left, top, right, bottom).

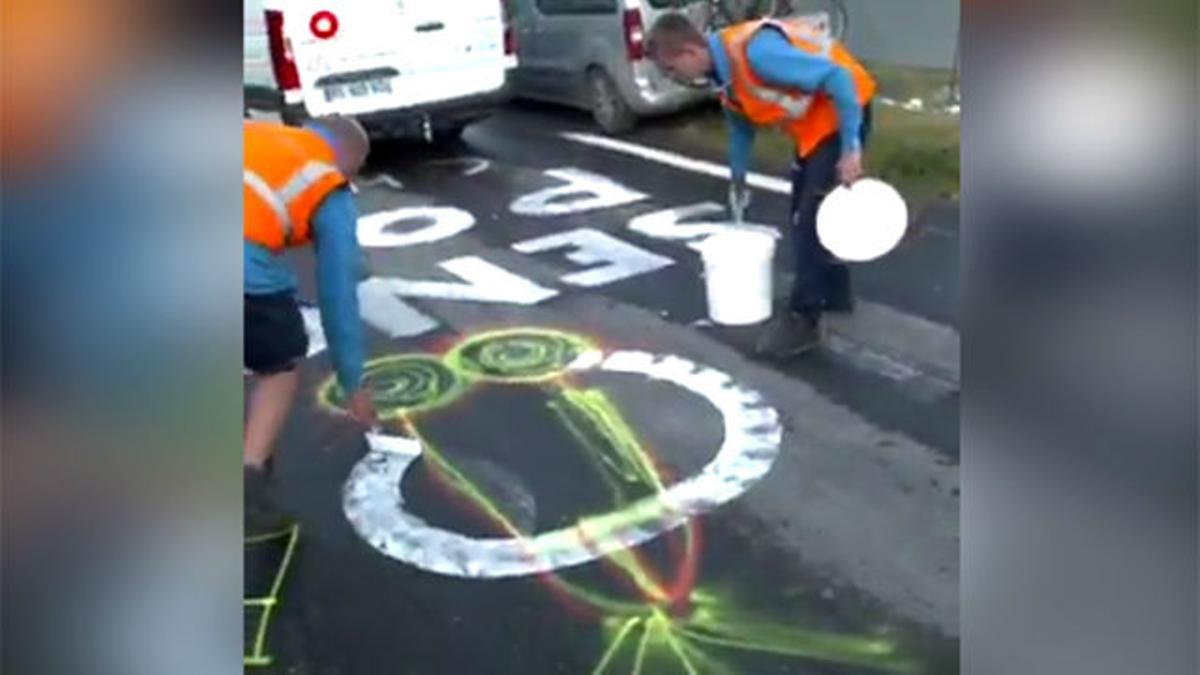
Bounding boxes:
646 13 876 358
244 115 378 535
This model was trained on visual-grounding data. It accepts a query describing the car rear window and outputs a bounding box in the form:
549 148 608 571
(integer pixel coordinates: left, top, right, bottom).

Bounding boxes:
536 0 618 15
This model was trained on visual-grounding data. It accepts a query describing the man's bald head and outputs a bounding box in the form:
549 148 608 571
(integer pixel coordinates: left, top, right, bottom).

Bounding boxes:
645 13 712 84
310 115 370 176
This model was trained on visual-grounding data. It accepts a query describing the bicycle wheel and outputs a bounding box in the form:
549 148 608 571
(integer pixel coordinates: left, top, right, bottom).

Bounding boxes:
776 0 848 40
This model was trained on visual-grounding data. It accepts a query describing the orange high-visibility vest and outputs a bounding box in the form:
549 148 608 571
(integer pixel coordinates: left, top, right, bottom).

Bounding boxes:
718 19 876 158
244 121 347 251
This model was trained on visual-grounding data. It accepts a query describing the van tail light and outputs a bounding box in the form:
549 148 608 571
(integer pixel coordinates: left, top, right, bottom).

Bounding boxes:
623 9 645 61
501 0 517 55
265 9 301 92
310 10 339 40
504 25 517 56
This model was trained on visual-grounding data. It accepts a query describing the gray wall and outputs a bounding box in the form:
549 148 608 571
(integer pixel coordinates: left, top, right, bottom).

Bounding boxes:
735 0 959 70
839 0 959 70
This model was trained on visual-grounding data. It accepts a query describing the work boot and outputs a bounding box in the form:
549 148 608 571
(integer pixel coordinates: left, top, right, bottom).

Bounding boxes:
825 293 856 313
755 311 823 359
245 463 293 538
825 267 855 313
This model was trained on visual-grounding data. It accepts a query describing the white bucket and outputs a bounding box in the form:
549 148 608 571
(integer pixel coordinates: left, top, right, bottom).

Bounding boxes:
695 230 777 326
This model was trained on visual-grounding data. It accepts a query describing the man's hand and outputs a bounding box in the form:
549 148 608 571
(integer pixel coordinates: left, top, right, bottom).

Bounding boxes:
344 388 379 430
836 149 864 186
728 181 751 224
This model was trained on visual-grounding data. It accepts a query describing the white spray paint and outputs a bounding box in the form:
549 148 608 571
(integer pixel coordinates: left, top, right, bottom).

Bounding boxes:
342 349 783 578
630 203 782 255
357 278 441 337
510 168 648 217
371 256 558 305
354 173 405 192
429 157 491 176
358 206 476 249
512 228 674 288
629 202 729 241
559 132 792 195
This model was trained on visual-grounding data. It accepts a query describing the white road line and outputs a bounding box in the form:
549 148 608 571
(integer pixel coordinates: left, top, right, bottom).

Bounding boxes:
825 300 960 385
824 334 958 402
560 132 792 194
355 173 405 191
429 157 491 176
921 225 958 239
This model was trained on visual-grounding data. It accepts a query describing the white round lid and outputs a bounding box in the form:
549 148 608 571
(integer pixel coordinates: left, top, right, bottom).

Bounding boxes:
816 178 908 262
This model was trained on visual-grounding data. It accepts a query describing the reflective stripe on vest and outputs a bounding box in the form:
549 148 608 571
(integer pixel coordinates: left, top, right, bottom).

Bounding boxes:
728 21 833 122
243 160 339 243
243 169 291 236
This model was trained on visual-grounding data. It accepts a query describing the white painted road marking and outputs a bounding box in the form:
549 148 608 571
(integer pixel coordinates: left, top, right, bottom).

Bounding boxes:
344 152 959 395
358 206 476 249
510 167 648 217
629 203 781 248
358 279 440 338
826 300 960 385
512 227 675 288
372 256 558 305
560 132 792 194
343 348 782 578
428 157 492 177
354 173 405 192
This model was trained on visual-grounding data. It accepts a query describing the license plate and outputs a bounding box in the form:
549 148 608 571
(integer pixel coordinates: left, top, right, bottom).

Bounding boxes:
322 77 393 102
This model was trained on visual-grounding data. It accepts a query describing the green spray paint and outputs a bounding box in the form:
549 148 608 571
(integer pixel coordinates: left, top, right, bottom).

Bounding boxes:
316 328 922 674
244 524 301 668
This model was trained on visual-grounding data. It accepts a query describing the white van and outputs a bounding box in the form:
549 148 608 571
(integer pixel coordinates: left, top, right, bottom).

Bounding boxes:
251 0 519 140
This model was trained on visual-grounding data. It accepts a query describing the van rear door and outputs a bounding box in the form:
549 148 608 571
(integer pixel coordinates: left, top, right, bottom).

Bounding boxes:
286 0 515 117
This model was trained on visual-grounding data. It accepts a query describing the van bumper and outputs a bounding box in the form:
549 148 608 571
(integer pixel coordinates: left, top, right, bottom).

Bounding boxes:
617 64 711 117
625 86 711 117
278 80 514 135
301 81 517 138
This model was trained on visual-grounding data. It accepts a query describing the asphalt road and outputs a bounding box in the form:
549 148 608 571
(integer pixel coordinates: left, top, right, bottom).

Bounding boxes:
246 103 961 674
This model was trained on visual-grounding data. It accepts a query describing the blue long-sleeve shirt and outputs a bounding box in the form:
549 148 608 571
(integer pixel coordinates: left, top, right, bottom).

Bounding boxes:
244 185 365 393
708 28 864 185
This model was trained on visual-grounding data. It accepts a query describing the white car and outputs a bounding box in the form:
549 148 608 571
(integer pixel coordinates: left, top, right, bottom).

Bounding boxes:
244 0 518 140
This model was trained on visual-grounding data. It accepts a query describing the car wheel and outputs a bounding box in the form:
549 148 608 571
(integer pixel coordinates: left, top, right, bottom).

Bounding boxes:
433 122 466 143
433 113 488 144
280 104 308 127
588 70 637 135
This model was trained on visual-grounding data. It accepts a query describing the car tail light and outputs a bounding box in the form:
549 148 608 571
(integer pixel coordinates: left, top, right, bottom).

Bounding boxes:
623 9 645 61
501 0 517 55
504 24 517 56
265 10 301 91
310 10 339 40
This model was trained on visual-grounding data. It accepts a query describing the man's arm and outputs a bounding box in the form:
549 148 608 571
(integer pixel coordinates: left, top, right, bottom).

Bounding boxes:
311 186 375 425
745 28 863 155
724 107 756 220
725 106 756 187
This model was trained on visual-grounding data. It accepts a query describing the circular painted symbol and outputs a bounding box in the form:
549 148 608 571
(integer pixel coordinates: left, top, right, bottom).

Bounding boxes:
310 11 339 39
342 342 782 579
322 355 463 419
445 328 595 383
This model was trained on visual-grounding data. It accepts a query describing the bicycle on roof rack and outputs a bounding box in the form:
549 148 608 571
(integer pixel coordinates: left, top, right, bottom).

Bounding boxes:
699 0 848 40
